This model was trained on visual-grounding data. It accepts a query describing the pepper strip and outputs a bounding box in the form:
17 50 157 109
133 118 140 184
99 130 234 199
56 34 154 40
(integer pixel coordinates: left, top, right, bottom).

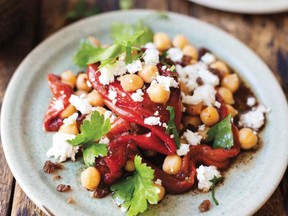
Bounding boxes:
44 74 74 131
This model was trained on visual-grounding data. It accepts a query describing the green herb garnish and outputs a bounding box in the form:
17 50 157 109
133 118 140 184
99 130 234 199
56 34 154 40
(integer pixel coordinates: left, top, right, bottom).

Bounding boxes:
170 65 176 72
206 114 234 149
111 155 159 216
68 111 111 146
166 106 180 149
209 176 223 205
83 143 108 166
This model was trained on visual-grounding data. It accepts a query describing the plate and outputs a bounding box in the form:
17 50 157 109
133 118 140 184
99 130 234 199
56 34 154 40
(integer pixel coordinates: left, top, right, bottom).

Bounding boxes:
188 0 288 14
1 10 288 216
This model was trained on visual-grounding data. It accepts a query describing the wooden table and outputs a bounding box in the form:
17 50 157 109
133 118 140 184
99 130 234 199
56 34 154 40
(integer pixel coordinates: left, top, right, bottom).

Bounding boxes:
0 0 287 215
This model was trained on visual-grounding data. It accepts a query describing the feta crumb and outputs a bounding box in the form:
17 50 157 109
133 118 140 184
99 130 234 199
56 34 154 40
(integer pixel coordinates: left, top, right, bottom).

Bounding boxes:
108 89 117 105
167 48 183 62
162 123 168 129
214 101 221 109
198 124 206 131
247 97 256 107
126 60 142 74
196 165 221 192
152 75 179 91
176 144 190 156
99 60 127 85
131 89 144 102
198 68 219 86
154 110 159 116
161 65 167 70
170 134 174 138
144 42 156 49
47 133 79 162
143 48 159 65
69 94 92 114
183 129 202 145
121 93 126 97
201 53 216 65
104 110 117 123
181 85 216 106
63 113 79 125
54 100 64 110
239 105 267 131
144 116 161 126
155 179 162 185
99 136 110 145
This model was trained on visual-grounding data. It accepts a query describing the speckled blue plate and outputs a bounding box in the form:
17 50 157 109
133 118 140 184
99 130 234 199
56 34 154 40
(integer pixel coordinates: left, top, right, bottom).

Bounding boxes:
1 10 288 216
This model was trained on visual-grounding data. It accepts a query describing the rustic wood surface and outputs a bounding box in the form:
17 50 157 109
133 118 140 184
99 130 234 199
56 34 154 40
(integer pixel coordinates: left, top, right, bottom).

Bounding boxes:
0 0 287 215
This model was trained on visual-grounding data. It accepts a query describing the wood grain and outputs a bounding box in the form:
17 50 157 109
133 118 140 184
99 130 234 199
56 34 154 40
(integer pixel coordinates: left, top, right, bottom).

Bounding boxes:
1 0 287 215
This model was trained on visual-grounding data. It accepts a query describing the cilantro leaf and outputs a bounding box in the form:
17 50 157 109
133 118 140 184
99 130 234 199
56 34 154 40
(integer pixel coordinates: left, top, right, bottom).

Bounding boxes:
68 111 111 146
83 143 108 166
207 114 234 149
209 176 223 205
111 155 158 216
166 106 180 149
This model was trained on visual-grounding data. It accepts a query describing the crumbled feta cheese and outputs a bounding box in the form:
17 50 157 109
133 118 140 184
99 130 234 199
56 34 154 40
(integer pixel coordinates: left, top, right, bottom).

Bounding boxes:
126 60 142 74
170 134 174 138
144 116 161 126
198 68 219 86
99 136 110 145
181 85 216 106
247 97 256 107
54 100 64 110
69 94 92 114
162 123 168 129
143 48 159 65
196 165 221 192
214 101 221 108
183 129 202 145
167 48 183 62
239 105 267 131
144 42 156 49
201 53 216 65
131 89 144 102
121 93 126 97
176 144 190 156
108 89 117 104
198 124 206 131
99 60 127 85
47 133 79 162
154 111 159 116
104 110 117 123
161 65 167 70
155 179 162 185
151 75 179 91
63 113 79 125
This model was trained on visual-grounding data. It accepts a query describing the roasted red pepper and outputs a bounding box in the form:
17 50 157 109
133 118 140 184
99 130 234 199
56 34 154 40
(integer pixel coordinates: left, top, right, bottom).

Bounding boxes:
44 74 73 131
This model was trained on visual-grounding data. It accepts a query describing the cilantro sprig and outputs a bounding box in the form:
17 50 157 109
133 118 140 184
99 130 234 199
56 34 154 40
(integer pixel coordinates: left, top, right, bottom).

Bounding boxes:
166 106 180 149
207 114 234 149
111 155 159 216
209 176 223 205
83 143 108 166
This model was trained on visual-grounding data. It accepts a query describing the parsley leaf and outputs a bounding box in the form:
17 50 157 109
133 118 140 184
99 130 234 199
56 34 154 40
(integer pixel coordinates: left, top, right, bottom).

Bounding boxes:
83 143 108 166
207 114 234 149
209 176 223 205
166 106 180 149
68 111 111 146
111 155 159 216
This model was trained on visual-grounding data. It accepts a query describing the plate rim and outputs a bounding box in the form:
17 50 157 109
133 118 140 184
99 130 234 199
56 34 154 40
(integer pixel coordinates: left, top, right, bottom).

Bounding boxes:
188 0 288 14
1 9 288 216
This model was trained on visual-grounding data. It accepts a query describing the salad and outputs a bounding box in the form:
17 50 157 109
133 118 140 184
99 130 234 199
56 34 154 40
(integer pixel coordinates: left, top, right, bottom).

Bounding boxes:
43 18 268 215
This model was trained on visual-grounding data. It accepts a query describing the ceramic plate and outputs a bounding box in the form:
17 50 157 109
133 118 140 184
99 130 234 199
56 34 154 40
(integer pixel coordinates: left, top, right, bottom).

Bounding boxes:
1 10 288 216
188 0 288 14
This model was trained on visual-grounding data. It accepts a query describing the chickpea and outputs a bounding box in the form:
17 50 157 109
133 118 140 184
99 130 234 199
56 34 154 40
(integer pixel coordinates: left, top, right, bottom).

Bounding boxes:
239 128 258 150
81 167 101 190
185 103 203 116
74 90 88 97
179 81 190 95
182 44 198 60
76 73 93 92
120 74 144 92
86 90 104 107
60 104 77 118
200 106 219 126
87 36 100 47
226 104 238 117
210 61 230 75
173 34 189 49
138 64 158 83
61 70 76 88
143 150 157 157
183 115 202 128
153 32 171 51
162 155 182 175
154 183 165 202
124 160 135 172
197 126 210 140
218 87 235 104
221 74 240 93
147 83 170 104
59 122 78 135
